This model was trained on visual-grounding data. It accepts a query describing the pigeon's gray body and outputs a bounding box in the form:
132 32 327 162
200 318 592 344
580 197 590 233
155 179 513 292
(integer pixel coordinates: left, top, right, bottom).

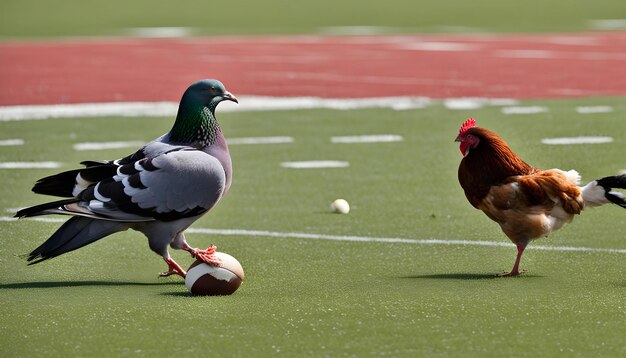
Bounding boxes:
16 79 237 274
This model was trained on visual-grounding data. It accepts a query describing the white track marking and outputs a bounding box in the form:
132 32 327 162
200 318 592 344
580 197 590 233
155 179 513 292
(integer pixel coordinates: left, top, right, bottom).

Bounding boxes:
331 135 403 144
487 98 520 106
501 106 549 115
185 228 626 254
218 96 436 112
0 102 179 121
541 137 614 145
545 36 600 46
396 42 480 52
390 102 430 111
280 161 350 169
576 106 614 114
73 141 146 151
0 96 521 121
444 98 484 110
494 50 556 59
495 49 626 61
0 162 62 169
0 139 25 146
228 136 294 145
1 97 435 121
444 98 519 110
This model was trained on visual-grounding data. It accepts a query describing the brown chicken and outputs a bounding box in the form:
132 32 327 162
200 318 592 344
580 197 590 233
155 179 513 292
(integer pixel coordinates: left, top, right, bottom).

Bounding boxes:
455 118 626 276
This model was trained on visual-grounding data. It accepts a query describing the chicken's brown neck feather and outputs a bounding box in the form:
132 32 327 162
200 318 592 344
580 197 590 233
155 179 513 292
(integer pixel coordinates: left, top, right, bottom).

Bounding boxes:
458 128 537 207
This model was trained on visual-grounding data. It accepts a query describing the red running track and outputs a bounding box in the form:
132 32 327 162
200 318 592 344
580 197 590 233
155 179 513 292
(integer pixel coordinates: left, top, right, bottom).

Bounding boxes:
1 32 626 105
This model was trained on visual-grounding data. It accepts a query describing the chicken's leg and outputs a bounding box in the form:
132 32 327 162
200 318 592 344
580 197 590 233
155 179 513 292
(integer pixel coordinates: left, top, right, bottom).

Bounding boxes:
497 242 528 277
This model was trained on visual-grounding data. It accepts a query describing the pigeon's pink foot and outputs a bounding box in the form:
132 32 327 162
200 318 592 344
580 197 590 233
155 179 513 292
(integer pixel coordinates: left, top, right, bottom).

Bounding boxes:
185 244 221 266
159 257 187 277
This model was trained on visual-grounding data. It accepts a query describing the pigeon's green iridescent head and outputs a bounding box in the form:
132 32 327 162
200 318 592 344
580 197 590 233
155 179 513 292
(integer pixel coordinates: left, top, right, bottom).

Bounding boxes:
184 79 238 109
170 79 238 146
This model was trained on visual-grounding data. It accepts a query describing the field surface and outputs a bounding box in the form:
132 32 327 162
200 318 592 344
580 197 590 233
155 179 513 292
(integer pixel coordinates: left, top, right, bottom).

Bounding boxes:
2 99 625 357
1 1 626 357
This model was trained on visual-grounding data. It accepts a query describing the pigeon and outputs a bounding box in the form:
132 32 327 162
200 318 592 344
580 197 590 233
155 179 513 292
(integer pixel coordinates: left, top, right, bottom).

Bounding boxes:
15 79 238 277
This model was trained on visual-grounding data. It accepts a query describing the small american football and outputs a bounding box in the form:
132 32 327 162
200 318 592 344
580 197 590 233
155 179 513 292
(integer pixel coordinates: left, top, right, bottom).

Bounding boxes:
185 252 244 296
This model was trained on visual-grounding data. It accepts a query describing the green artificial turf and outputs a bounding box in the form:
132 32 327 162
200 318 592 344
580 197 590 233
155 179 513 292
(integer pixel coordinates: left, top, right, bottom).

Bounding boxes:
1 0 626 39
0 98 625 356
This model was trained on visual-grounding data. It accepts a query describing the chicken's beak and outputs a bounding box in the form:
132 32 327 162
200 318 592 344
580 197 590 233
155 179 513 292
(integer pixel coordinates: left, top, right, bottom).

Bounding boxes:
223 91 239 104
455 136 469 156
459 142 470 156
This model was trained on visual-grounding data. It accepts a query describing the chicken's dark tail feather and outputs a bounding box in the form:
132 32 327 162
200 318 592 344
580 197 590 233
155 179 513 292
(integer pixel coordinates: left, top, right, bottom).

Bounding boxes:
596 174 626 209
32 163 118 198
27 216 128 264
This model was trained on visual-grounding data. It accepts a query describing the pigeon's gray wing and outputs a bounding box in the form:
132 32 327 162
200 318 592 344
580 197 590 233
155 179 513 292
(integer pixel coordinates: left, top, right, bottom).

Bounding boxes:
81 148 227 222
31 140 187 198
113 139 187 166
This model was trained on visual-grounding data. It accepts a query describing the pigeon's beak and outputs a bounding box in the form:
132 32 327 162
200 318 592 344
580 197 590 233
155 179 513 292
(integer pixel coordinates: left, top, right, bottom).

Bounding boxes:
223 91 239 104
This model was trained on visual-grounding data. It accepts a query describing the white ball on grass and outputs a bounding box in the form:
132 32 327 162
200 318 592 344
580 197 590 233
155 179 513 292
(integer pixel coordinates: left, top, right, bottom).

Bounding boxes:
330 199 350 214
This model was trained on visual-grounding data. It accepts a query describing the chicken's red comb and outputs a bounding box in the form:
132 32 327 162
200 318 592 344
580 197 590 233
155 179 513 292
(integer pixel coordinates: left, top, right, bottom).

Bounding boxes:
458 118 476 136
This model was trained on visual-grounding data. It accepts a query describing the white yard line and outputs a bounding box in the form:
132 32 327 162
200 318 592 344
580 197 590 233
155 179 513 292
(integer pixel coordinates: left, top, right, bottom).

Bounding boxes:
0 139 25 146
541 136 614 145
280 160 350 169
0 162 62 169
126 27 196 38
4 218 623 254
588 19 626 30
330 135 403 144
73 141 146 151
576 106 614 114
187 228 626 254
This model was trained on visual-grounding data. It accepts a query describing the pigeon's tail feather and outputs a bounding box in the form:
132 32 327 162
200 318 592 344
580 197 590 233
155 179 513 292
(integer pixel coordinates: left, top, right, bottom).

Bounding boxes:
31 169 81 197
15 199 81 218
27 216 128 264
32 164 118 197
